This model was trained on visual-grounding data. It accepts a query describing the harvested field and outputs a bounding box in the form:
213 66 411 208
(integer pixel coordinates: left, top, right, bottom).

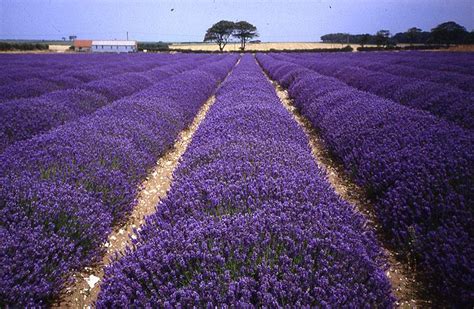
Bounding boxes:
170 41 372 51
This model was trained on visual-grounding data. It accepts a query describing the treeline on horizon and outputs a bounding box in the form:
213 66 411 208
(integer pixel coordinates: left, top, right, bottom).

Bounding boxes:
0 42 49 51
321 21 474 46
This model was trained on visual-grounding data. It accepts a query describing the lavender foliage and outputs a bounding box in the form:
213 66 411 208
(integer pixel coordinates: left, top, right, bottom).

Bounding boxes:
0 78 61 103
276 53 474 129
0 55 213 152
97 55 393 307
257 53 474 306
0 53 179 103
0 54 238 306
284 51 474 90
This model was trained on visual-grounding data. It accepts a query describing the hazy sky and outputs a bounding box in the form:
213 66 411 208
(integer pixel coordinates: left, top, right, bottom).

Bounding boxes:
1 0 473 42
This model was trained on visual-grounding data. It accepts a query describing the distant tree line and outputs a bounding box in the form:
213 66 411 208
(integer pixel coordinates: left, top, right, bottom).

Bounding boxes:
321 21 474 47
204 20 258 51
137 42 169 52
0 42 49 51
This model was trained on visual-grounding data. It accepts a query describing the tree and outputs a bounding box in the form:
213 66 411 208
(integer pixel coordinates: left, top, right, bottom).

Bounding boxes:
431 21 468 46
393 29 431 44
321 33 350 45
374 30 390 47
233 21 258 50
468 31 474 44
203 20 236 51
406 27 422 45
358 34 371 47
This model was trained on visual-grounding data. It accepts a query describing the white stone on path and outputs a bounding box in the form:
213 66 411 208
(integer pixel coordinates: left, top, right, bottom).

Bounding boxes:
85 275 100 289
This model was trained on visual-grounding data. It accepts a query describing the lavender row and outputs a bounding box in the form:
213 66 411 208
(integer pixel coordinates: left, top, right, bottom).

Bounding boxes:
0 53 177 102
375 51 474 76
279 51 474 74
97 55 393 307
0 54 177 87
257 54 473 306
336 51 474 76
0 54 238 306
0 55 212 152
361 62 474 92
0 53 175 86
0 62 160 103
276 53 474 129
295 53 474 92
76 55 209 101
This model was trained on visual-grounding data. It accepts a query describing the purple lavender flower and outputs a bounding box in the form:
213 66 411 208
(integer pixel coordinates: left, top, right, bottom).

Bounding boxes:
97 55 393 307
0 54 238 305
257 53 474 306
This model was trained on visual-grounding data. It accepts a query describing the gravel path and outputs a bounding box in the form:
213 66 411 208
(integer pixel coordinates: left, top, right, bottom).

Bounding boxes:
260 62 429 307
54 58 240 308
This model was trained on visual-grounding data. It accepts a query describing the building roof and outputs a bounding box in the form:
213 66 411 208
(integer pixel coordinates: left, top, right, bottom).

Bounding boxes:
92 40 137 46
73 40 92 48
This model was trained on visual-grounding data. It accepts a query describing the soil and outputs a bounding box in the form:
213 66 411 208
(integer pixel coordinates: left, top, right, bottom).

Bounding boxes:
261 65 431 307
52 57 434 307
53 58 240 308
54 96 217 308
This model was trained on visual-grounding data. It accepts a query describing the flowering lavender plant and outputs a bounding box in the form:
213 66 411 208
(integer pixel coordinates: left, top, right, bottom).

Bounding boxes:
0 54 238 305
97 55 393 307
0 54 216 153
257 53 473 306
276 53 474 129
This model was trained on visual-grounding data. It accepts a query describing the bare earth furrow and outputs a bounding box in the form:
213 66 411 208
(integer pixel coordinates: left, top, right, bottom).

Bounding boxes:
259 61 430 307
55 58 240 308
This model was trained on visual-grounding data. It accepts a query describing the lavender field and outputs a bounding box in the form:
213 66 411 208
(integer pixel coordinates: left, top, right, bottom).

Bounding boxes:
0 52 473 307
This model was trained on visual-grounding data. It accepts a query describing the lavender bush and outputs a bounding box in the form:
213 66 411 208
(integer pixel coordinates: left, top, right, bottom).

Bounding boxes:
257 53 474 306
285 52 474 92
97 55 393 307
353 61 474 92
0 54 238 306
0 53 178 103
0 78 61 103
275 53 474 129
0 55 213 152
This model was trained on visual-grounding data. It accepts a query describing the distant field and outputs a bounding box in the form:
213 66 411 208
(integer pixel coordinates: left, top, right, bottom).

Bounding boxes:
2 40 472 53
170 42 474 52
49 44 71 52
170 42 373 51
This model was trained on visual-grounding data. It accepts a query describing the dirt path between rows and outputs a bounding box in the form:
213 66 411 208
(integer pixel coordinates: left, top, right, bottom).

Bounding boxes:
259 62 430 307
55 96 216 308
55 59 240 308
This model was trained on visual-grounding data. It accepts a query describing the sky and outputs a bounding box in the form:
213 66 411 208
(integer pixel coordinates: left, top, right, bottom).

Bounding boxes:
0 0 473 42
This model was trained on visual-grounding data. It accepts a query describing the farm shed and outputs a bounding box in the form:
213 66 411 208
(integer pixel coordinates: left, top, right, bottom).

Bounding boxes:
73 39 92 52
91 40 137 53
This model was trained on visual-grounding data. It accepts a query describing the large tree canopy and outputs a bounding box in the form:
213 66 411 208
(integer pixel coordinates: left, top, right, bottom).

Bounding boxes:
204 20 258 51
431 21 468 45
320 21 473 46
203 20 236 51
406 27 422 45
374 30 390 47
233 21 258 50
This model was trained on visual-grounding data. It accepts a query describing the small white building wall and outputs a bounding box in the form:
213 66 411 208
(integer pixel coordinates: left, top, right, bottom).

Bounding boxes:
91 44 136 53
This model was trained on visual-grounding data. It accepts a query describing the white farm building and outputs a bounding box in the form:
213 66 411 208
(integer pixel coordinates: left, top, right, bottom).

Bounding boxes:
91 40 137 53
